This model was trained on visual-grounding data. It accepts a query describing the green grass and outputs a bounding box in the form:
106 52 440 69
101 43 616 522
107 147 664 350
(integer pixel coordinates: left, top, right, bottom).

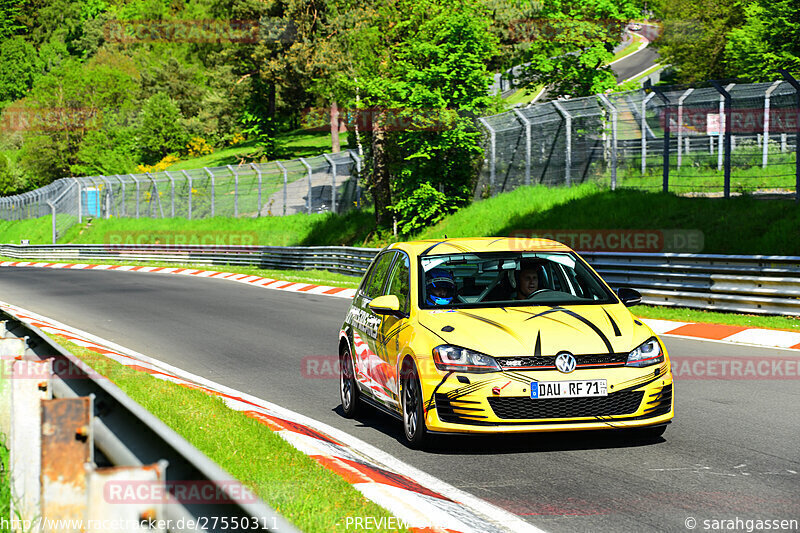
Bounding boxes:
51 338 407 532
626 63 664 84
503 86 545 108
0 438 7 527
610 33 644 63
632 305 800 332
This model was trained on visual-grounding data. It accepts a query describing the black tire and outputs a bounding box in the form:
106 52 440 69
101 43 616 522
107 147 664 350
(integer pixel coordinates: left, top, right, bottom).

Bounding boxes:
340 346 360 418
401 360 428 448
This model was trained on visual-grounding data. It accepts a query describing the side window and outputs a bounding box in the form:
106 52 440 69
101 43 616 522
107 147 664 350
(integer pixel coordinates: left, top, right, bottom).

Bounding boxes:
365 252 395 299
385 253 410 314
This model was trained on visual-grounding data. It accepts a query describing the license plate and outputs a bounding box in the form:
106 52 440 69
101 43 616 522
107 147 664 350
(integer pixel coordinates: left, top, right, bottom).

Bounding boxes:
531 379 607 399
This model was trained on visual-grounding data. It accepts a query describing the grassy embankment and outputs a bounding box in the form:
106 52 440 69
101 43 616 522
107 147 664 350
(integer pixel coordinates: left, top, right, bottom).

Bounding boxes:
2 183 800 330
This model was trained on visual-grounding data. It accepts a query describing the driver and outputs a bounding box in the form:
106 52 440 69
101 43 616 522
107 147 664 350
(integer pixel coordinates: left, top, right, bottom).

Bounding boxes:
426 268 456 306
515 259 544 300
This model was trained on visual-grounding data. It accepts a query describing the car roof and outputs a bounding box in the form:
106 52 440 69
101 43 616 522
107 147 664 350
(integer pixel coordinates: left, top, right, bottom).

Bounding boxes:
386 237 574 256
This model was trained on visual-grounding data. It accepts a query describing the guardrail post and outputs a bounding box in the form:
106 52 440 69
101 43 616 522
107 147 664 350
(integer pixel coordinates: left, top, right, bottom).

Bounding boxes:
87 462 168 528
778 69 800 202
597 94 618 190
276 161 288 216
640 92 656 175
478 118 497 194
299 157 313 214
677 89 694 168
181 170 193 219
250 163 262 217
41 396 93 524
552 101 572 187
10 358 53 523
712 81 734 198
204 167 215 217
227 164 239 217
512 109 532 186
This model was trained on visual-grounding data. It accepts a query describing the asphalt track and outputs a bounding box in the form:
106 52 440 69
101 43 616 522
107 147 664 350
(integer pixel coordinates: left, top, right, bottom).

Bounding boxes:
612 47 661 83
1 267 798 532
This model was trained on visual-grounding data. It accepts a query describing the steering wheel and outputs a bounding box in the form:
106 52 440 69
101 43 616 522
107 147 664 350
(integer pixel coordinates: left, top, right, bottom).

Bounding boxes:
529 288 554 297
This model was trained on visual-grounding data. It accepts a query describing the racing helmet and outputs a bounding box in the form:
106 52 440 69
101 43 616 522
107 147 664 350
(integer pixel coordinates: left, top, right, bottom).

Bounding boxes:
426 268 456 306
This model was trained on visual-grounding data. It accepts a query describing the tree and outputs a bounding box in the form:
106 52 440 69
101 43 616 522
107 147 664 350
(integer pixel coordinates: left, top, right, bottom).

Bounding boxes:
0 37 41 103
137 93 189 164
652 0 745 83
725 0 800 80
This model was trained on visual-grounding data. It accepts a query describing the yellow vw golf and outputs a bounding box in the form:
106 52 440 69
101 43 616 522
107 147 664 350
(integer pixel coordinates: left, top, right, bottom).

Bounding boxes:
338 238 674 447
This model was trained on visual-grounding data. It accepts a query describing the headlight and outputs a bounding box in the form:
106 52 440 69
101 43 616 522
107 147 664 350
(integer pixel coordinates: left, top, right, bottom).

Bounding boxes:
626 337 664 367
432 345 501 373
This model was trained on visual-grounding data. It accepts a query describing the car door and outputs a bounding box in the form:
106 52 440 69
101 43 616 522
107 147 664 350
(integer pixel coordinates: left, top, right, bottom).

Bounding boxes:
349 251 396 406
377 252 411 411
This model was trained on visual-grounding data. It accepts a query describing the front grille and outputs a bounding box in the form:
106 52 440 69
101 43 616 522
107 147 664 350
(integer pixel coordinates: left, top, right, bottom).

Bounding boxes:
487 390 644 420
496 353 628 369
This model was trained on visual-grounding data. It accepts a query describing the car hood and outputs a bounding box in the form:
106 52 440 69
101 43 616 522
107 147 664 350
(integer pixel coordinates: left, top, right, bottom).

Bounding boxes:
418 304 651 356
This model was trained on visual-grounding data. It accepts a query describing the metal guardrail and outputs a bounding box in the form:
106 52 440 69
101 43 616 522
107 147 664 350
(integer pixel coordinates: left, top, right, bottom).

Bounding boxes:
1 244 799 317
0 309 298 532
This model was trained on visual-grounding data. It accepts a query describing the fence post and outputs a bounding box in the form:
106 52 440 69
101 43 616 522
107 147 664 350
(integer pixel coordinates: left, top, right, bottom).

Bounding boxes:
114 175 126 217
552 101 572 187
48 201 56 244
322 153 338 214
97 175 113 219
677 89 694 168
299 158 313 214
512 109 532 186
348 150 362 208
778 69 800 202
640 92 656 174
74 178 83 223
250 163 262 216
597 94 618 190
478 118 497 194
227 165 239 217
181 170 193 220
145 172 165 218
275 161 288 215
762 81 782 169
130 174 140 219
711 81 734 198
164 171 176 217
651 87 672 193
203 167 215 217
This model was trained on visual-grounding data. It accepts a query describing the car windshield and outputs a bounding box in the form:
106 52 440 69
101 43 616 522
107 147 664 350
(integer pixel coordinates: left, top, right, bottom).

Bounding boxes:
419 251 617 308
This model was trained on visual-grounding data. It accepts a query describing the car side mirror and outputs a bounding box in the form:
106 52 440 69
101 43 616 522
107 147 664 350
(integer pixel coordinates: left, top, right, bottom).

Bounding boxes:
617 287 642 307
369 295 402 316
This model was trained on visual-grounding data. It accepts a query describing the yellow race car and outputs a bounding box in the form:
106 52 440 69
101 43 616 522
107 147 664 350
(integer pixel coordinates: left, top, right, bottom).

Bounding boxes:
338 238 674 447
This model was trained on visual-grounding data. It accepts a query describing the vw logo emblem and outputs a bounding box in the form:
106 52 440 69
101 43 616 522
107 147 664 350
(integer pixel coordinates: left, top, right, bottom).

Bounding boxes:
555 352 576 374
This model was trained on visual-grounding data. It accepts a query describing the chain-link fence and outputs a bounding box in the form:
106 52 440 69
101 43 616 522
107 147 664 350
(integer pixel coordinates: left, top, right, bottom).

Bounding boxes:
0 150 363 243
476 76 800 198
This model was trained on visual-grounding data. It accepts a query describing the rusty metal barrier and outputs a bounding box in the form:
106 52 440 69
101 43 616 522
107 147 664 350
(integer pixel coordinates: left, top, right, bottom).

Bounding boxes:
0 311 298 532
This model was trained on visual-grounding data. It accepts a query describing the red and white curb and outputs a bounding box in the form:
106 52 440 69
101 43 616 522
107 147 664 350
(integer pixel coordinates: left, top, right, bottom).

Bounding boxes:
642 318 800 351
0 301 543 533
0 261 357 299
3 259 799 352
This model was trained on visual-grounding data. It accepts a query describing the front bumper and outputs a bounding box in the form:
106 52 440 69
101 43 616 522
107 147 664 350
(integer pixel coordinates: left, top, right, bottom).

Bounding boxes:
422 363 674 434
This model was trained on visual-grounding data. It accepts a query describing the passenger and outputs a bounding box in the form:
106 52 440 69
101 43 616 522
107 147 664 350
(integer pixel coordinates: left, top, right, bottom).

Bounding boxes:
425 268 456 306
